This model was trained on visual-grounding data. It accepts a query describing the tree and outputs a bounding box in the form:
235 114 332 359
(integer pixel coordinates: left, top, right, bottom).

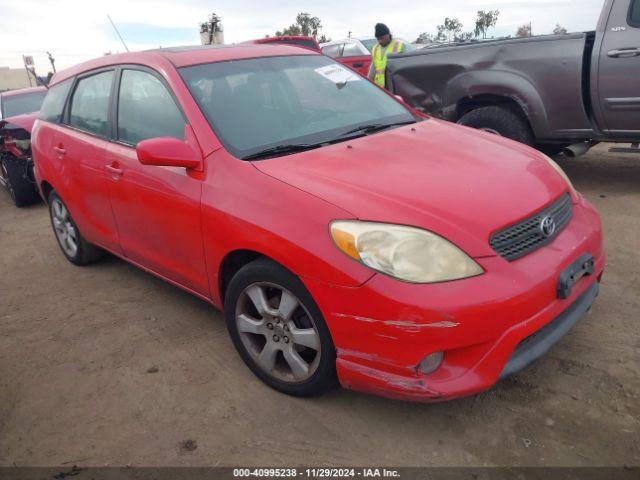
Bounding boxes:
553 23 568 34
415 32 435 44
455 31 475 42
474 10 500 39
437 17 463 43
516 23 532 38
276 12 325 39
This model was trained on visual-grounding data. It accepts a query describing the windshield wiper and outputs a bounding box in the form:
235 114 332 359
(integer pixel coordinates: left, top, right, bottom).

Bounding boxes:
242 143 323 160
337 120 417 139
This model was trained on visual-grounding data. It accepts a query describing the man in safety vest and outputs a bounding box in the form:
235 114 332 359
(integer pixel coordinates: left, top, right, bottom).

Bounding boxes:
368 23 405 89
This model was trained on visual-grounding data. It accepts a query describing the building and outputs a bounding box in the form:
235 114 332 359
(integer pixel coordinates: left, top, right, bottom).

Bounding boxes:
0 66 36 92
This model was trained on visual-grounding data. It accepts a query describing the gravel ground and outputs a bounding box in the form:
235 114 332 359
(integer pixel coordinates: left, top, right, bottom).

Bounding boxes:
0 144 638 467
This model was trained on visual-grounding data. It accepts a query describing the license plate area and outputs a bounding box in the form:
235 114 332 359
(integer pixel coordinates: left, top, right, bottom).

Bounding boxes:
557 253 595 299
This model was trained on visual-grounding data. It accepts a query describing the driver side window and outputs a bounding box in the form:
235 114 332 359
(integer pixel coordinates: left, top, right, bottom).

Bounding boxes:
117 69 186 146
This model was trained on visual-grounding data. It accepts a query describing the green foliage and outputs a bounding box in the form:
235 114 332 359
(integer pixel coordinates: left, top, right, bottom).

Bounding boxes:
276 12 324 38
516 24 532 37
474 10 500 39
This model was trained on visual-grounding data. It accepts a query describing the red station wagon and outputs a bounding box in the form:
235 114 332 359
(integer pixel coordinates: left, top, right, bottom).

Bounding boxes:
32 44 604 402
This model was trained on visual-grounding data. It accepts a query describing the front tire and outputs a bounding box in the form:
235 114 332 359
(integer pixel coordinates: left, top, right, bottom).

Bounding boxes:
1 156 40 207
224 258 337 397
458 106 533 146
48 190 104 265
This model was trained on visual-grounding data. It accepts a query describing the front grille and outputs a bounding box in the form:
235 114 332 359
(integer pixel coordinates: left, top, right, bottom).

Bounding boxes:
490 193 573 261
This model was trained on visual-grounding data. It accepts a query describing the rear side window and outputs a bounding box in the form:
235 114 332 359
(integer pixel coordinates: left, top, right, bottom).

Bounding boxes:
39 80 72 123
117 69 185 145
69 71 114 137
630 0 640 26
321 44 343 58
342 42 363 57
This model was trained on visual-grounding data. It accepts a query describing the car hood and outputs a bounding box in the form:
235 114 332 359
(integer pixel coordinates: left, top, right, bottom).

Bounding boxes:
253 118 570 257
0 112 38 133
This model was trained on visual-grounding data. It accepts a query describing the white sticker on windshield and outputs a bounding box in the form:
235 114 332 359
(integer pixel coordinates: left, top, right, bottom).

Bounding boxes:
314 64 361 84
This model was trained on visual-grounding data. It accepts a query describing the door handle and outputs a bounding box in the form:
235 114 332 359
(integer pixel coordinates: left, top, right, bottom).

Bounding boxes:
53 145 66 156
353 62 364 68
105 163 124 178
607 48 640 58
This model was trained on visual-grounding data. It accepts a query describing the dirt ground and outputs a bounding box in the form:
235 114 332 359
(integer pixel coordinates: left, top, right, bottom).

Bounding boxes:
0 144 638 468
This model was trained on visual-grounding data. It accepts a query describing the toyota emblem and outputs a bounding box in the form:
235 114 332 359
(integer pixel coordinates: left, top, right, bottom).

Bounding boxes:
540 216 556 237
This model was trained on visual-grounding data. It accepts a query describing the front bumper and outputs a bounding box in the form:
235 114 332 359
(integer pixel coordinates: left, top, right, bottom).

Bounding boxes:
303 196 605 402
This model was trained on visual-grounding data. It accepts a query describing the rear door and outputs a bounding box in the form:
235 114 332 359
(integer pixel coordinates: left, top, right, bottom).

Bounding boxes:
339 41 371 77
596 0 640 136
54 69 121 252
104 66 209 296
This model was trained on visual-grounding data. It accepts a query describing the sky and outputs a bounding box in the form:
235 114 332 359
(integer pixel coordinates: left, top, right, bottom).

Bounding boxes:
0 0 605 73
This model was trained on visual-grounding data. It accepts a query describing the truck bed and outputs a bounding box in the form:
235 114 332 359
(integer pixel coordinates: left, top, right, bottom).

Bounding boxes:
387 33 594 141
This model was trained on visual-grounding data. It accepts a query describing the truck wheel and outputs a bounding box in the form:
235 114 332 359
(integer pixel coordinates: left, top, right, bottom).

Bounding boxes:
48 190 104 265
1 156 40 207
224 258 337 397
458 106 533 146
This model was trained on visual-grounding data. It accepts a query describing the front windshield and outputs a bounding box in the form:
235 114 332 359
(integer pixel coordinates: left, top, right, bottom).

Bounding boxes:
180 55 414 159
2 91 46 118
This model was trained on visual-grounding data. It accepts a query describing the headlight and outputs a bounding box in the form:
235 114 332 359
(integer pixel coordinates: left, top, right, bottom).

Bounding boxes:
543 155 576 194
330 221 483 283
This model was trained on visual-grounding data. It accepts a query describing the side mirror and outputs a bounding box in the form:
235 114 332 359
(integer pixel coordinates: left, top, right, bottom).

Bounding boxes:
136 126 202 170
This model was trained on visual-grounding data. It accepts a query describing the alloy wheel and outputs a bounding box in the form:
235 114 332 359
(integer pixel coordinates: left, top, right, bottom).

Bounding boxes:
51 198 78 258
235 282 321 383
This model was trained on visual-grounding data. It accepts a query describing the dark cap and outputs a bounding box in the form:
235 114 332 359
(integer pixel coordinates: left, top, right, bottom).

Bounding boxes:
375 23 391 38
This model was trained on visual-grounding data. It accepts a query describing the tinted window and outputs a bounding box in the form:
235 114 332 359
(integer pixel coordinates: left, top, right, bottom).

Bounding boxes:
39 80 73 123
342 42 364 57
361 39 377 52
2 91 46 118
321 44 343 58
630 0 640 26
69 71 114 136
280 39 318 50
117 70 185 145
180 55 413 159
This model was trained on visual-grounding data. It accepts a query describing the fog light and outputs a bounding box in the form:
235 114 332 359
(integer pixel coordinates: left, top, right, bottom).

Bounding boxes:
418 352 444 375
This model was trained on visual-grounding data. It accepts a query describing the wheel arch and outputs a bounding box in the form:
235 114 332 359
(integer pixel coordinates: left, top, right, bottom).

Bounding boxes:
218 249 285 307
40 180 54 204
445 71 551 138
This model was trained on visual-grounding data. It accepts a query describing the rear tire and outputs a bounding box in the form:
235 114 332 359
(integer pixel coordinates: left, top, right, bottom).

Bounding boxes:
224 258 337 397
458 106 533 146
1 156 40 207
48 190 104 266
536 143 570 157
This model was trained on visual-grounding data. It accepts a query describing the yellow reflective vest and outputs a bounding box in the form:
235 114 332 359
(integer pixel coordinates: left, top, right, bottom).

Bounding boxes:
371 39 405 88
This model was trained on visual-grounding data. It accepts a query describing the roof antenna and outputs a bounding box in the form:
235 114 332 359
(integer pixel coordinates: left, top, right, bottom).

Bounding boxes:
107 14 130 52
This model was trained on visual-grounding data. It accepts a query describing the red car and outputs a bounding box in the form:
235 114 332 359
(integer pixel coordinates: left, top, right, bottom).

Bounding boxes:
32 44 604 402
1 86 47 206
242 35 321 52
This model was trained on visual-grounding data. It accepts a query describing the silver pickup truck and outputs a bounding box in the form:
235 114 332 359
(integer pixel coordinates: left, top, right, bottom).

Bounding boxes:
386 0 640 156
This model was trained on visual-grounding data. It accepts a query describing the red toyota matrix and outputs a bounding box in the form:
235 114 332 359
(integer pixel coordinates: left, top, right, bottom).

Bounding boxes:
32 44 604 402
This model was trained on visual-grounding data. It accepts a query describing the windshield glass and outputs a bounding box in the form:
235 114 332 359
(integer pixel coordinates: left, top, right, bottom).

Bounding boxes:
2 91 46 118
180 55 414 159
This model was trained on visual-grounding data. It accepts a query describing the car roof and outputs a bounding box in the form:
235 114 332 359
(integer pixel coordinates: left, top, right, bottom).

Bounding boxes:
49 43 320 86
1 86 47 98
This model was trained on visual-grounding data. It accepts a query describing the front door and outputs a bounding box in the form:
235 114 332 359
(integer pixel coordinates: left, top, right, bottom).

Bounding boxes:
597 0 640 136
105 67 209 296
